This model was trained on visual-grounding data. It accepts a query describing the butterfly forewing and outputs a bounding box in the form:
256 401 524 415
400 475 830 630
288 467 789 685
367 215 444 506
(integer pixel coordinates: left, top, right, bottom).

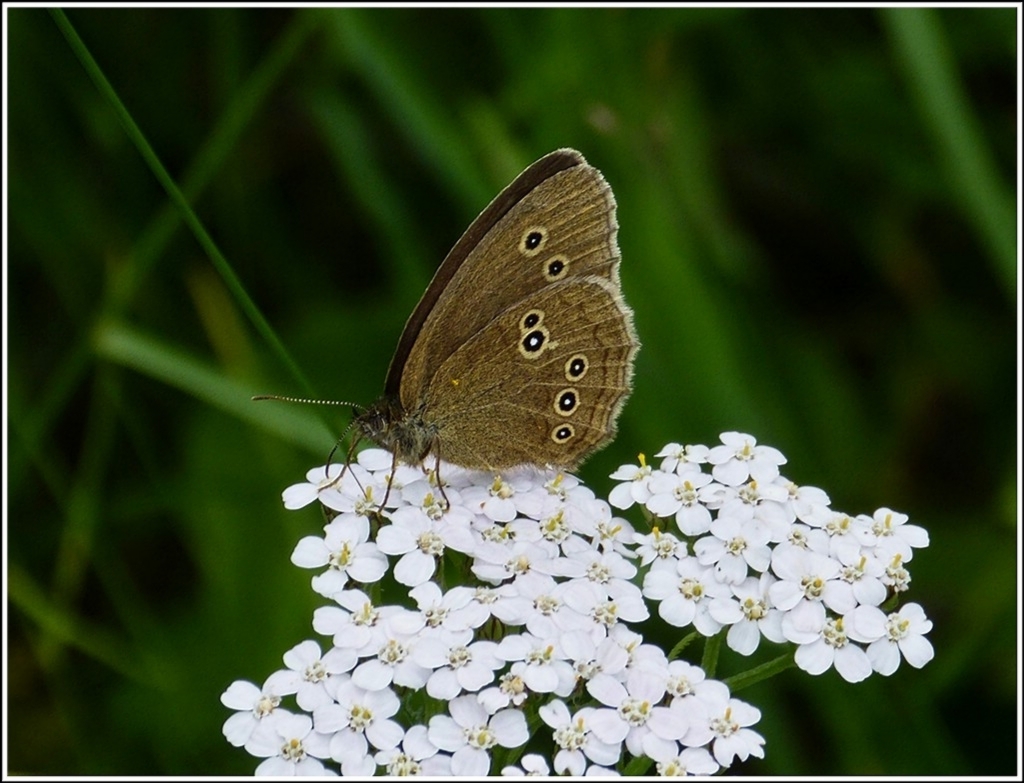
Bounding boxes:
394 153 622 414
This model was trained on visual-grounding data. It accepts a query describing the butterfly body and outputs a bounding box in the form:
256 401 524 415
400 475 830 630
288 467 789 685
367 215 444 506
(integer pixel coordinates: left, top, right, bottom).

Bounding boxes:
355 149 638 472
355 396 438 467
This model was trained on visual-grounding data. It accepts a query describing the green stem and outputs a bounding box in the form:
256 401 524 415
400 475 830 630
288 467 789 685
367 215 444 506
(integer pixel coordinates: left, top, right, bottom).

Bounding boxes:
700 629 723 678
667 630 700 661
722 650 797 693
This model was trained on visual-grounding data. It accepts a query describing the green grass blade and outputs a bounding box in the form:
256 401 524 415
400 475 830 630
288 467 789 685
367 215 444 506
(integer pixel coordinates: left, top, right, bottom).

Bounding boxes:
93 319 333 452
49 8 317 398
882 7 1016 297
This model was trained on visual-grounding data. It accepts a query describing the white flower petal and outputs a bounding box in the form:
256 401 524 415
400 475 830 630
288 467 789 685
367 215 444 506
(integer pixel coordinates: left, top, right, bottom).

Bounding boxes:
492 708 529 747
451 746 490 777
394 550 436 586
222 711 257 747
899 634 935 669
834 644 872 683
794 639 833 675
867 639 902 676
726 620 761 656
255 757 292 775
220 680 261 710
290 537 329 568
426 668 461 701
283 483 319 510
588 708 629 745
352 660 392 691
367 718 405 752
428 715 466 752
448 694 487 728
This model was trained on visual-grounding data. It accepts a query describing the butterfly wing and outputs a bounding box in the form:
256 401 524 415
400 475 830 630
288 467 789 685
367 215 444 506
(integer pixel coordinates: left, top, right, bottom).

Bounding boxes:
388 149 625 414
422 275 638 470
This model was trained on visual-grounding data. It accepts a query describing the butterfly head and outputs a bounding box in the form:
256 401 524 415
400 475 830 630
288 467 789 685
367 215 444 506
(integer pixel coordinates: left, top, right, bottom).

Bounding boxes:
354 396 439 467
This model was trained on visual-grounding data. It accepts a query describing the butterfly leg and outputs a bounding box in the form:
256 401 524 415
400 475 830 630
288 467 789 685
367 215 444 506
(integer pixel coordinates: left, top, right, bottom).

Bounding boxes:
378 450 399 510
428 442 452 509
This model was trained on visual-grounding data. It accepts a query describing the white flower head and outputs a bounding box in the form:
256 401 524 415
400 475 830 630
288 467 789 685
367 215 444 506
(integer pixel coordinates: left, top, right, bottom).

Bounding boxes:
586 670 689 761
351 618 430 691
539 699 621 775
220 672 296 747
412 629 504 700
291 515 388 598
244 711 335 776
502 752 552 776
848 602 935 675
709 573 786 656
374 724 452 776
427 694 529 777
312 677 404 773
279 639 356 712
676 679 764 767
868 507 930 562
645 468 715 536
655 442 710 474
496 632 577 697
693 514 773 585
707 431 787 487
769 543 857 616
228 433 934 775
643 556 731 636
787 605 873 683
608 455 655 509
633 526 688 570
654 746 720 775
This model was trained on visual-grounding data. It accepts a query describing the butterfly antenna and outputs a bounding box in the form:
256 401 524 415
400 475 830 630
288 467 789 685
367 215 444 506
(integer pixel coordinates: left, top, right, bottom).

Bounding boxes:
251 394 366 413
252 396 373 492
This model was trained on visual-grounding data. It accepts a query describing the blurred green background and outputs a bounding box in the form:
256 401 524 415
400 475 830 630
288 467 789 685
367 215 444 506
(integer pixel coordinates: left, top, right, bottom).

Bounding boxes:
6 6 1018 776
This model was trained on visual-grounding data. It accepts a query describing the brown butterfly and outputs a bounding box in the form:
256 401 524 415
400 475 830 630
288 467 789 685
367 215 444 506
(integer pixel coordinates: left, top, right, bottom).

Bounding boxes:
353 148 639 475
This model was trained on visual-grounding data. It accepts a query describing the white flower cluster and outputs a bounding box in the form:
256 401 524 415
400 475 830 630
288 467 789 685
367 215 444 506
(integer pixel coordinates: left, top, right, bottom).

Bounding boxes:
613 433 933 683
222 433 933 776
